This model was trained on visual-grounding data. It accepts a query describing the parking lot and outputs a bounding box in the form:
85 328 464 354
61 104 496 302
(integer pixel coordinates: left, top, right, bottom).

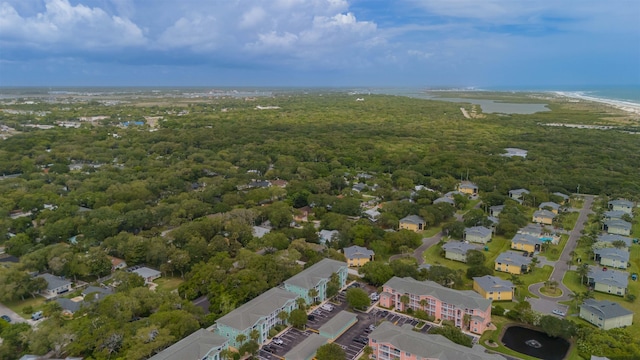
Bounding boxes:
258 327 312 360
371 308 430 333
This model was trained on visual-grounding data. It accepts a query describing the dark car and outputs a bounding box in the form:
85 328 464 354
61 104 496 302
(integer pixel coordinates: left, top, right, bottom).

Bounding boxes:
0 315 11 323
379 310 389 317
354 336 369 345
307 314 316 321
263 345 276 353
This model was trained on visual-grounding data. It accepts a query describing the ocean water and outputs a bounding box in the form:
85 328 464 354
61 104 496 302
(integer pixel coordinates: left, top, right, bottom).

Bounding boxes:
485 85 640 105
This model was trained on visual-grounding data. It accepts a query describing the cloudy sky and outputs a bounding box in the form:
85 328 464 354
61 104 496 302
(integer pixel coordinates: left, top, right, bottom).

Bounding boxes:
1 0 639 87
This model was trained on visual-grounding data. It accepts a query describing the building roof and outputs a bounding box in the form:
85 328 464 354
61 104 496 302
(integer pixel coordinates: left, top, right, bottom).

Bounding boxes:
459 181 478 190
509 188 529 196
56 298 84 313
580 299 633 320
399 215 425 225
533 209 556 219
473 275 515 293
285 259 347 291
608 199 633 208
343 245 375 260
495 251 532 268
109 256 126 267
434 197 456 205
37 273 72 291
364 209 381 219
465 226 491 238
489 205 504 213
283 333 327 360
216 287 298 331
594 248 630 263
552 192 570 200
369 322 504 360
604 219 632 231
252 226 271 238
150 329 228 360
518 223 545 237
383 277 491 311
442 241 480 255
444 190 464 198
588 266 629 288
318 229 339 240
603 210 627 220
132 267 161 280
82 286 114 298
597 234 632 247
511 233 542 246
318 310 357 337
539 202 560 210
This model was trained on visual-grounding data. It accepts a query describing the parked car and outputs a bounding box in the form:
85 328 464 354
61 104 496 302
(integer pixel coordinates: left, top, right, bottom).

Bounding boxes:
264 345 277 353
369 292 379 301
31 311 43 321
369 324 376 331
552 309 565 316
379 310 389 317
307 314 316 321
353 336 369 345
0 315 11 323
321 303 334 311
272 337 284 345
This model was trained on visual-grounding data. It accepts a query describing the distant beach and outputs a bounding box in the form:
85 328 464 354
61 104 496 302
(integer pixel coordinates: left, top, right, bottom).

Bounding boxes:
553 91 640 116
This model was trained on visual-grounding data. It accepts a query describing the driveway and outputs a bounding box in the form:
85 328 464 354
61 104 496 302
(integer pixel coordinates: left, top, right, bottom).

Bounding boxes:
0 302 26 324
390 233 443 264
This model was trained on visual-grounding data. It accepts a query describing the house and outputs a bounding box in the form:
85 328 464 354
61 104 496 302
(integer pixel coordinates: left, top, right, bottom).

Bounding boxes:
587 266 628 296
56 298 85 316
595 234 632 249
82 286 113 299
352 183 367 192
150 329 229 360
109 256 127 271
284 259 348 305
538 202 561 214
369 322 505 360
399 215 425 232
608 199 634 215
433 197 455 206
57 286 114 316
552 192 570 204
380 277 492 334
131 267 161 284
473 276 515 301
511 233 542 253
37 273 72 297
603 219 632 236
603 210 627 221
508 188 529 203
318 310 357 340
294 206 313 222
317 230 339 245
442 241 481 263
270 179 288 188
502 148 528 158
444 190 464 199
594 248 629 269
363 208 381 222
457 181 479 196
283 333 327 360
533 210 556 225
252 226 271 239
579 299 633 330
495 251 532 275
489 205 504 217
214 287 299 348
517 223 544 238
464 226 492 244
343 246 374 267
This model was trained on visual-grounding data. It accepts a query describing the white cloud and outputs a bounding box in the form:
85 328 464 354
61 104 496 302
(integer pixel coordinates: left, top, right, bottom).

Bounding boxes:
239 7 267 29
156 15 221 50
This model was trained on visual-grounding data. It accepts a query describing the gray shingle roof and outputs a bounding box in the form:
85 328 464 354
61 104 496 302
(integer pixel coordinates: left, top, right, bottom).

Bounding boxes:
597 234 632 247
580 299 633 320
553 192 569 200
594 248 629 262
56 298 83 313
533 209 556 219
442 241 480 255
383 277 491 311
369 322 505 360
511 233 542 246
37 273 72 291
318 310 357 337
465 226 491 238
473 275 515 293
284 259 347 291
343 246 374 260
132 267 161 280
518 223 544 236
150 329 228 360
283 333 327 360
588 266 628 288
509 188 529 196
495 251 532 268
216 287 298 331
434 197 456 205
539 202 560 210
603 210 627 220
400 215 425 225
604 219 632 231
608 199 633 208
459 182 478 190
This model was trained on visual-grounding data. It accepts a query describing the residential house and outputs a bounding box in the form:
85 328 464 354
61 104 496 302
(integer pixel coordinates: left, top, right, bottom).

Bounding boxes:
595 234 632 249
608 199 634 215
109 256 127 271
508 188 529 203
252 226 271 239
603 219 632 236
603 210 627 221
369 322 505 360
56 298 84 316
517 223 544 238
473 276 515 301
284 259 348 305
444 190 464 199
37 273 72 297
150 329 229 360
343 246 374 267
317 230 339 245
579 299 633 330
214 287 299 348
489 205 504 217
294 206 313 222
502 148 528 158
587 266 628 296
363 208 381 222
283 333 327 360
533 210 556 225
442 241 481 263
131 267 161 284
434 197 455 206
538 202 561 214
352 183 367 193
380 277 492 334
495 251 532 275
464 226 492 244
57 286 114 316
594 248 629 269
511 233 542 253
399 215 425 232
552 192 570 205
457 181 479 197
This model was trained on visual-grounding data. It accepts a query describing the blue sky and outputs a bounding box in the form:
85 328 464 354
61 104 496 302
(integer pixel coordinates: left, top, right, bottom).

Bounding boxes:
0 0 639 87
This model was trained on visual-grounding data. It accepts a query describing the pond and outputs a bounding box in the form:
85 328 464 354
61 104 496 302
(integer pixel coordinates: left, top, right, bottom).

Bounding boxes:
501 325 570 360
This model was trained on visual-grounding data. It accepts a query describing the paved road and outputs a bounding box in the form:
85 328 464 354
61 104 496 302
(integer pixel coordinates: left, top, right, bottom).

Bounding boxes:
529 194 595 302
0 301 26 324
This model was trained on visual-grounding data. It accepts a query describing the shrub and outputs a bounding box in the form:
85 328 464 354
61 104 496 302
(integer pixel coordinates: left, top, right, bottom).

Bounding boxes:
492 305 505 316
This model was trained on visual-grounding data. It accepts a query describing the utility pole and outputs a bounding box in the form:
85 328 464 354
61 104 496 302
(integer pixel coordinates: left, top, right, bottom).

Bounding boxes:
576 184 580 195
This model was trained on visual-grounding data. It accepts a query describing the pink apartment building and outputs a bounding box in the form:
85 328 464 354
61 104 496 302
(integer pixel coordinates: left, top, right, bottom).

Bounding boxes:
380 277 492 334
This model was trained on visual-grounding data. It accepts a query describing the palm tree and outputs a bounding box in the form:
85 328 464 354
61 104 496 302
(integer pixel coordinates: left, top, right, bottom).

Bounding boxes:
235 333 247 347
399 295 410 311
278 310 289 325
463 314 471 331
419 299 428 311
296 297 307 311
308 288 319 304
249 329 260 343
577 264 590 285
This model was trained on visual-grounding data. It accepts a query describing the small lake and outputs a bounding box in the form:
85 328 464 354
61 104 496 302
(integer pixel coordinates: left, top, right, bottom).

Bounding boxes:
436 97 550 114
501 325 569 360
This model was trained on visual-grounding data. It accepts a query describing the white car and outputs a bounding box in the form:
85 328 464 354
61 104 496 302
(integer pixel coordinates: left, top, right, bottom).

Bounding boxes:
321 303 334 311
369 293 379 301
272 337 284 345
552 309 565 316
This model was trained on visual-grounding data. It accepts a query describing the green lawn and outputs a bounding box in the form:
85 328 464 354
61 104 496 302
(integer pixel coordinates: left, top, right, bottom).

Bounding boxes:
571 198 584 209
3 296 46 317
154 277 184 292
421 226 443 237
560 212 580 231
544 234 568 262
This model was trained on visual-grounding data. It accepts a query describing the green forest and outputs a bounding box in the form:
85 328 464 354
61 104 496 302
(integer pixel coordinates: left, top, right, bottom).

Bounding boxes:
0 91 638 359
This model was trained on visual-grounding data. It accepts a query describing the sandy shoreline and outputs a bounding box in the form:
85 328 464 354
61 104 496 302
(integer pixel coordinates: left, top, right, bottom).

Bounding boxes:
552 91 640 116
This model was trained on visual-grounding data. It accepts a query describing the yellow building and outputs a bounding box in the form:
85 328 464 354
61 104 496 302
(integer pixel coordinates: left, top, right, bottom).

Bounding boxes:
495 251 532 275
510 234 542 253
343 246 375 267
473 275 515 301
399 215 425 232
457 181 478 196
532 210 555 225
